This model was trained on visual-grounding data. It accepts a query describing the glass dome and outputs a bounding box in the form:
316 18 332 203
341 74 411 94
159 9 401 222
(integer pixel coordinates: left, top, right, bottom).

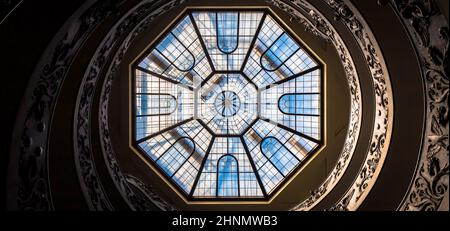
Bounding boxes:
132 9 323 200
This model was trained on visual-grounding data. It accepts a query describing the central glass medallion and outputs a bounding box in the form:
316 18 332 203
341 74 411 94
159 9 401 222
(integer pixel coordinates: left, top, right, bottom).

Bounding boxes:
198 73 257 135
214 91 241 117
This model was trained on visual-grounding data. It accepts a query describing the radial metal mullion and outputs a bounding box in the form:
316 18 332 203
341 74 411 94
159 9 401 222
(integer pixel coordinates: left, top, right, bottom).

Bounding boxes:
136 118 194 143
262 65 321 90
156 35 195 72
136 66 194 91
266 119 320 144
240 13 267 72
189 13 216 72
274 46 301 72
196 118 215 136
240 136 268 198
189 137 215 197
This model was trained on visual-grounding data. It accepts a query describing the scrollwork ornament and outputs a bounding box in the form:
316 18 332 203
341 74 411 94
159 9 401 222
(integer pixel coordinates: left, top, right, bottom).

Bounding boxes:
391 0 449 211
125 174 176 211
323 0 393 211
8 0 123 211
8 0 407 211
75 0 184 210
266 0 393 211
263 0 367 211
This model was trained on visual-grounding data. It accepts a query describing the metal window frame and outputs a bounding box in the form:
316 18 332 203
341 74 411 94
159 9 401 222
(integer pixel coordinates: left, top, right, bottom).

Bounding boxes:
216 12 240 54
216 154 240 197
130 8 325 202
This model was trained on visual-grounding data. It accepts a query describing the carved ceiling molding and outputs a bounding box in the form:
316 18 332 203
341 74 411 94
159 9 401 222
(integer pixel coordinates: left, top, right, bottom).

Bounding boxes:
93 1 354 209
74 0 184 210
386 0 449 211
53 0 379 210
322 0 393 211
265 0 393 211
125 174 176 211
6 0 120 210
263 0 361 210
90 0 364 209
15 0 442 211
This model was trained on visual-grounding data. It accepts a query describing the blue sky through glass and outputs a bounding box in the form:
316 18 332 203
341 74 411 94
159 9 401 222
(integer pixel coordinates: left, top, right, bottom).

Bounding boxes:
217 155 239 197
134 10 322 199
217 12 238 53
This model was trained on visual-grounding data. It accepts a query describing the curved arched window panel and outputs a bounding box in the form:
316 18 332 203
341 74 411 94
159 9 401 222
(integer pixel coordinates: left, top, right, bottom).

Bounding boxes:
138 50 170 74
136 94 177 116
216 12 239 54
217 155 239 197
156 137 195 177
193 11 263 70
260 33 300 71
260 137 299 176
156 33 195 72
132 10 324 201
278 93 320 115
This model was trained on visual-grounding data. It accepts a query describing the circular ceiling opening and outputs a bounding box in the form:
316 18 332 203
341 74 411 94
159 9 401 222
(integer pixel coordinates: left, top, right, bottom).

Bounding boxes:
200 73 257 135
132 9 324 202
214 90 241 117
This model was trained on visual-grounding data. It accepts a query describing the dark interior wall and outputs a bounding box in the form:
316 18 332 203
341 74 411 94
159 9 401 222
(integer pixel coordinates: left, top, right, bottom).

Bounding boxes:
0 0 86 210
47 1 129 210
104 0 429 210
108 0 358 210
1 0 436 211
47 0 147 210
351 0 425 210
436 0 449 21
311 0 426 210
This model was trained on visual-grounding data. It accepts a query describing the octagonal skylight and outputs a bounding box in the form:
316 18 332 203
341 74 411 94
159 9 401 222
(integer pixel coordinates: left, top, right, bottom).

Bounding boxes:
199 73 257 135
133 9 323 200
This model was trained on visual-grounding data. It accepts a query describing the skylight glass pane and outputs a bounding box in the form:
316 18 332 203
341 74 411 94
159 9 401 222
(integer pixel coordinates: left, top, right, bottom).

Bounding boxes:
157 33 195 71
261 137 299 176
194 137 263 197
217 155 239 197
138 121 212 193
139 15 212 87
260 33 299 71
193 11 263 70
261 69 321 140
136 94 176 116
135 70 194 140
217 12 238 53
279 94 320 115
242 120 318 193
244 15 318 88
133 10 323 200
156 137 194 176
